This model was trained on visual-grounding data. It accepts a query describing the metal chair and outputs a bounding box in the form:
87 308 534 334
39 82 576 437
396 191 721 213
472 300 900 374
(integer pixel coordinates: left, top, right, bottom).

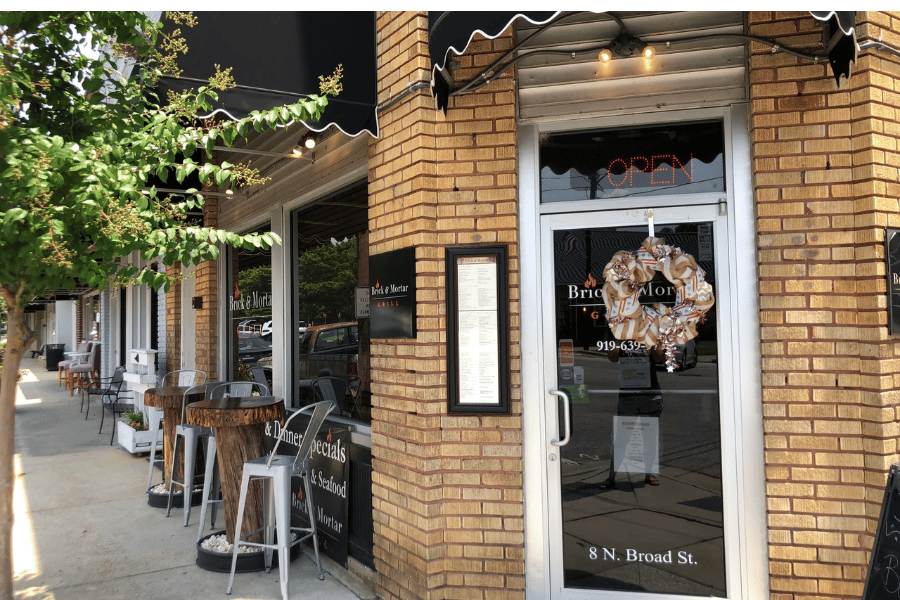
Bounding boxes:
226 400 334 600
311 375 361 418
95 367 135 445
196 381 269 540
251 366 272 390
147 369 207 492
85 365 126 420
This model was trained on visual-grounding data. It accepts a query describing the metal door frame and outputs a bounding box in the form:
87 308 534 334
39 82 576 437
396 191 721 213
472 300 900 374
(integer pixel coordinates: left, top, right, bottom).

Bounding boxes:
518 105 767 600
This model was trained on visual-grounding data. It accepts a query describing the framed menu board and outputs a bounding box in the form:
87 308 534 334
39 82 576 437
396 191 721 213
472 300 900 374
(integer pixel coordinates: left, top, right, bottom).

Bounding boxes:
446 246 509 414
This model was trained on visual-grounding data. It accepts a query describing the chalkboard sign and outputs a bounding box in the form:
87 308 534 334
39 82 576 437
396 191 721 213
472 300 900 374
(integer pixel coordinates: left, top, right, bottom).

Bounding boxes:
863 464 900 600
263 416 351 566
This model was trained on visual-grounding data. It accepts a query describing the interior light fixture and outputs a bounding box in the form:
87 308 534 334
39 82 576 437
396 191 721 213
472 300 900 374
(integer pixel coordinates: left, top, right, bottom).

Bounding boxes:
302 132 317 149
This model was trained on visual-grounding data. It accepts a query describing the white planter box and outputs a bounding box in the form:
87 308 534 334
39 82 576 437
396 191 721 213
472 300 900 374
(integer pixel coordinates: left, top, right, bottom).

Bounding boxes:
117 420 163 454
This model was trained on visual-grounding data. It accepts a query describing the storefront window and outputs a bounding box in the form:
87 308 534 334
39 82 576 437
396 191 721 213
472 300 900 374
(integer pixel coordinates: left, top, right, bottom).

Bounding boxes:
291 183 370 419
540 121 725 203
228 226 272 380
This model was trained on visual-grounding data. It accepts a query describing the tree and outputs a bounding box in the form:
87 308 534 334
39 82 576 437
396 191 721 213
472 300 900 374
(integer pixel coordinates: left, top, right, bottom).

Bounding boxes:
0 12 341 597
297 239 358 325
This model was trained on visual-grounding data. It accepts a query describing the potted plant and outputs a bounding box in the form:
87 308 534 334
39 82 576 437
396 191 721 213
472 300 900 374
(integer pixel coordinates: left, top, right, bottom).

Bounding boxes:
117 410 163 454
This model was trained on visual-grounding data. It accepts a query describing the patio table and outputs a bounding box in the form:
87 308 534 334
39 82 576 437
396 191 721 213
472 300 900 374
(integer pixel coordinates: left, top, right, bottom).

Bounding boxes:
187 395 285 544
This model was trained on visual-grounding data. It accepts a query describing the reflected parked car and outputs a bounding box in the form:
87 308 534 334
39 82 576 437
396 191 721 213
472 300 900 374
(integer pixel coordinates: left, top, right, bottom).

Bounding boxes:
670 339 698 370
256 321 359 381
237 332 273 365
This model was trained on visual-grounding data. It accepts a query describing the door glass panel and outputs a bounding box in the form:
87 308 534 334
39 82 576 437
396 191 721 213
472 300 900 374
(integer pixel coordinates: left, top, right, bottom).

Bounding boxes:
553 222 725 596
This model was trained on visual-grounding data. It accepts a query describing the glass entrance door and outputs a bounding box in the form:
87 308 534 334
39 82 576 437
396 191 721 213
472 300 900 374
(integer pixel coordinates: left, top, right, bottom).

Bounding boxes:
542 205 729 599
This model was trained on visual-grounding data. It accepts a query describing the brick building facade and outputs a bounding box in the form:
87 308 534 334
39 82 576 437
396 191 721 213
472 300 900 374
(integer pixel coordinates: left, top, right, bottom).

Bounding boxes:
750 11 900 600
151 10 900 600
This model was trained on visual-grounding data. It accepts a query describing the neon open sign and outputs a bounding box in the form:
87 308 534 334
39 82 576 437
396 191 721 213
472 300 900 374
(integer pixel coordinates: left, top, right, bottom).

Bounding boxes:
607 154 693 188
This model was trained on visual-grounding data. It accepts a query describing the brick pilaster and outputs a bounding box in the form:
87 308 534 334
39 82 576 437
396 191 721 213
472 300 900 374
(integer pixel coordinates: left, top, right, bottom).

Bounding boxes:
166 261 182 373
371 11 524 600
750 11 900 600
195 188 218 380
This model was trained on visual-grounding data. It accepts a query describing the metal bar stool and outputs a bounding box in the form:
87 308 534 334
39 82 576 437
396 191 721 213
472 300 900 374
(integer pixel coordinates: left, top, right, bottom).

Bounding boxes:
196 433 221 540
226 400 334 600
147 369 207 492
166 384 212 525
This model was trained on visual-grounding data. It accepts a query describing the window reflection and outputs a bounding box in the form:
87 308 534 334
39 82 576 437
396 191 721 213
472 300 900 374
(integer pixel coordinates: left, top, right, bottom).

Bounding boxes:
291 183 371 420
228 227 273 380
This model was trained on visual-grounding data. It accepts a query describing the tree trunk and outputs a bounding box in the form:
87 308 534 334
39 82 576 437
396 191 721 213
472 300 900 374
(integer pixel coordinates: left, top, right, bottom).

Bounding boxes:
0 303 27 600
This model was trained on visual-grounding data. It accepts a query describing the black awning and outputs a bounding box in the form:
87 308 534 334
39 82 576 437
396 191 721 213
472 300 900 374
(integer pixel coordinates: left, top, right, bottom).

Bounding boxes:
810 11 857 85
156 12 377 137
429 11 858 109
429 11 558 112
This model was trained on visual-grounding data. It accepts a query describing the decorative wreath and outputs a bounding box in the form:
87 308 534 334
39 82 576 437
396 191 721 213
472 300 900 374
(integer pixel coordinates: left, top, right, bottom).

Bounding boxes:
601 237 714 371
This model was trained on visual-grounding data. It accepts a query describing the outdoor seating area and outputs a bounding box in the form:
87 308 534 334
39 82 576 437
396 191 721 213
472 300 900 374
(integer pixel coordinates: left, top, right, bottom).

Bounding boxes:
12 355 375 599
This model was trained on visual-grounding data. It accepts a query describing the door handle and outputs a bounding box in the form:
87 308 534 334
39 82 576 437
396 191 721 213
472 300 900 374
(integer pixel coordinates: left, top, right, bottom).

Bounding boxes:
549 389 571 447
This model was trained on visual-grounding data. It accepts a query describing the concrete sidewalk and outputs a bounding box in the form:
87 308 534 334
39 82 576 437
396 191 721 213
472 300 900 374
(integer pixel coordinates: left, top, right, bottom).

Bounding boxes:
12 357 376 600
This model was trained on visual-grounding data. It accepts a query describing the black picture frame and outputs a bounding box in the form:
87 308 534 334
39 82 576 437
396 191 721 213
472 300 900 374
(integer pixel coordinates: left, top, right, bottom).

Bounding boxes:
446 246 510 414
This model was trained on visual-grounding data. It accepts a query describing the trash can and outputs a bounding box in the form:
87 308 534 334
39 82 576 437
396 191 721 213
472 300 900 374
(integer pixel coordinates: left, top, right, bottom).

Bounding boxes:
45 343 66 371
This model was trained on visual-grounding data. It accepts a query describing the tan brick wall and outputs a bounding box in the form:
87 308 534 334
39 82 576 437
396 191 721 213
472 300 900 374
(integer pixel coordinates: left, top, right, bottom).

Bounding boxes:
750 11 900 600
166 262 181 374
195 189 218 380
371 11 524 600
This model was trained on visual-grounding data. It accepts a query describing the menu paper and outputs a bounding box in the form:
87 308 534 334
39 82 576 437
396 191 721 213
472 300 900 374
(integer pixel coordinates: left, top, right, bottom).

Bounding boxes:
457 257 499 404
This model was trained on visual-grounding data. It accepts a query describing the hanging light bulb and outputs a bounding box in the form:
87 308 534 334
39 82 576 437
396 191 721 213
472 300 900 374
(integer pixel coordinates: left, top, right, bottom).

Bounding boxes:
302 133 317 149
599 47 613 62
291 146 304 158
642 44 655 59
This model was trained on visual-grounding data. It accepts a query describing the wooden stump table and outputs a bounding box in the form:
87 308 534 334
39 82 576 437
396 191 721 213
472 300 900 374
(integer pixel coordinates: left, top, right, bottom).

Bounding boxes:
144 386 206 488
187 396 285 544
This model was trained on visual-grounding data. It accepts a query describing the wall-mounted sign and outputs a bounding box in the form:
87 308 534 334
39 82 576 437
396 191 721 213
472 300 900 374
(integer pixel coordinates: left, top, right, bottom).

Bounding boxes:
355 286 370 319
369 246 416 338
265 417 350 566
446 246 509 414
886 229 900 335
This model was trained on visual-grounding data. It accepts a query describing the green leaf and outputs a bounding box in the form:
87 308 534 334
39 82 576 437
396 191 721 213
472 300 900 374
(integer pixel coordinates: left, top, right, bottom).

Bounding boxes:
198 164 215 184
214 169 229 187
221 127 237 147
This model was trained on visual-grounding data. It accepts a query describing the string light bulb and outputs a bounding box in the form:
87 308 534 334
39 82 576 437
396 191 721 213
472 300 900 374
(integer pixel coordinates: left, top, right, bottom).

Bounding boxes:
599 48 613 62
642 45 655 59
